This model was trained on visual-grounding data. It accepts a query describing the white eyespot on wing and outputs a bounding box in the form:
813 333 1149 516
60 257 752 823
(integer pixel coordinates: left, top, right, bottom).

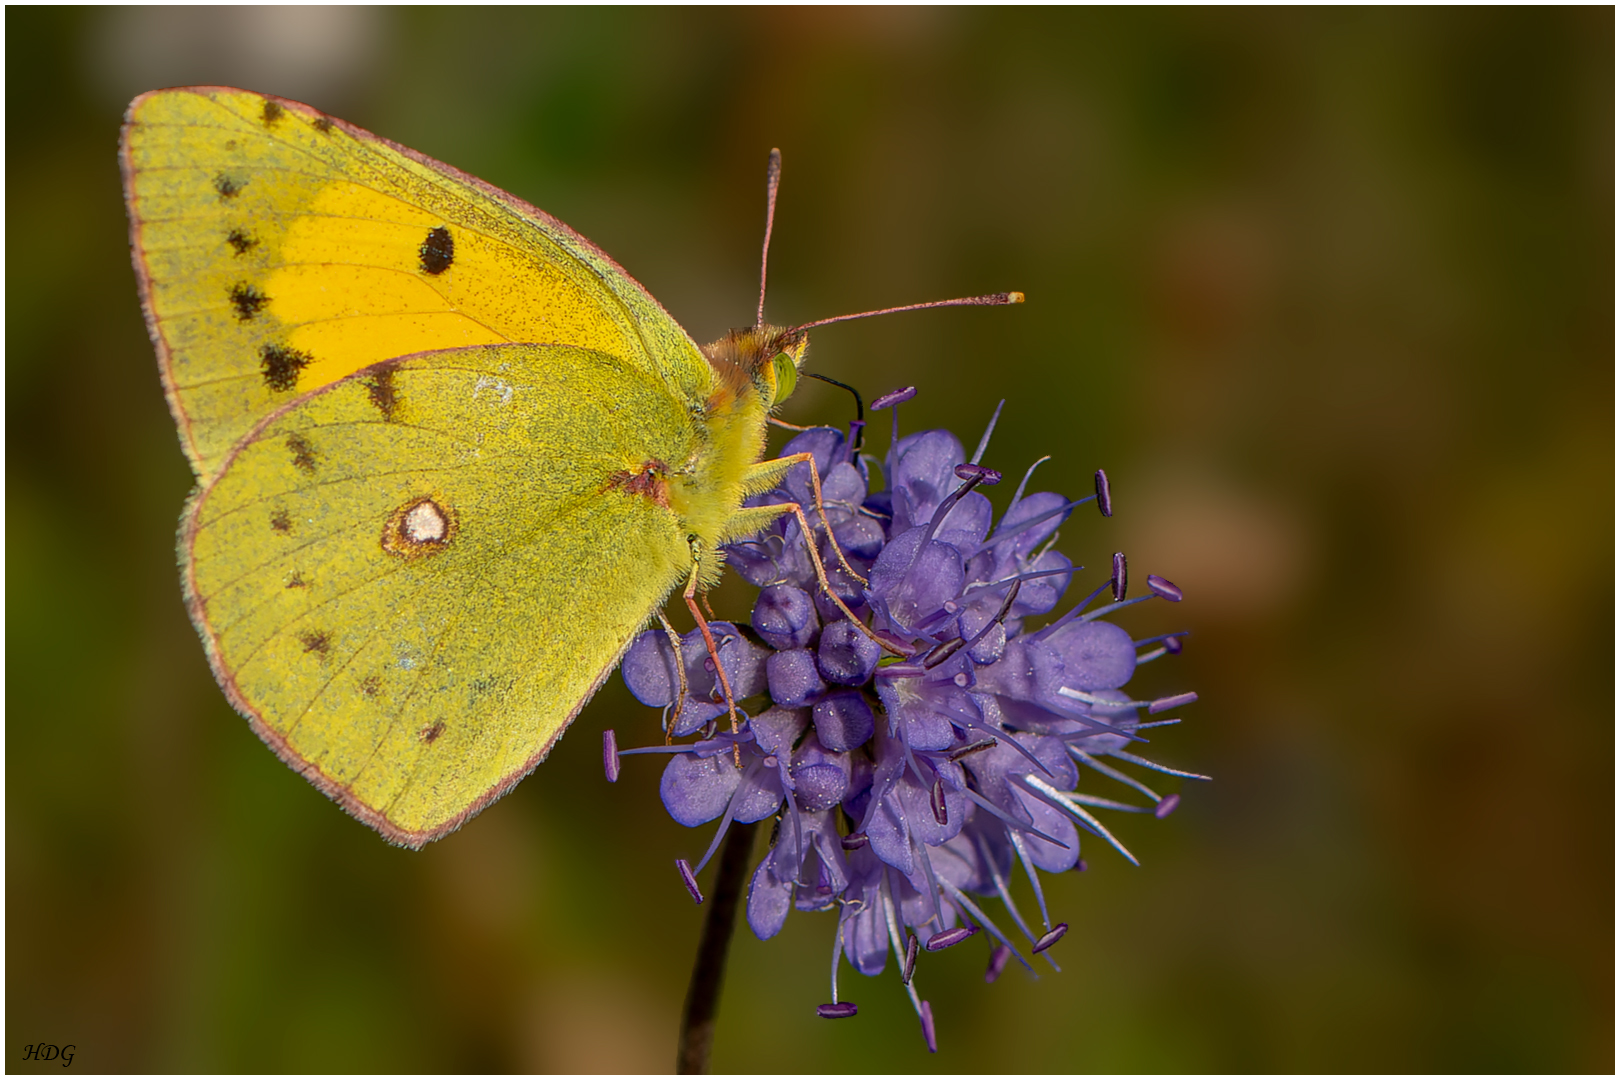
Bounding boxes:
473 375 514 405
403 500 448 543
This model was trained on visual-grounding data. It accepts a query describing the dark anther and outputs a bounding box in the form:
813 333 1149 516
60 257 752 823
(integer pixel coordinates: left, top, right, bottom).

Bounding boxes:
1032 923 1069 954
947 738 998 761
872 386 917 410
1146 574 1183 602
953 463 1002 486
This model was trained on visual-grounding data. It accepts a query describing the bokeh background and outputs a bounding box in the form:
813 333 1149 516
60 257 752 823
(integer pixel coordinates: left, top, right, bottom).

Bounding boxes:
8 6 1612 1073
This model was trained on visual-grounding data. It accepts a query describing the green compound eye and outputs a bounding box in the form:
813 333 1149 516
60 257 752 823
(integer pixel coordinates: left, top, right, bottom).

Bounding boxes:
770 351 798 406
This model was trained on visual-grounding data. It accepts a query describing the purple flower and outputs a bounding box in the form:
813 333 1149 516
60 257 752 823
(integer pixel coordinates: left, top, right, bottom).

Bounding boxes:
610 392 1205 1052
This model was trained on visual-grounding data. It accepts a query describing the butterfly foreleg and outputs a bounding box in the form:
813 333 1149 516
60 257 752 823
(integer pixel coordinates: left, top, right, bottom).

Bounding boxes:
654 609 688 744
723 496 901 657
738 451 868 586
683 540 742 761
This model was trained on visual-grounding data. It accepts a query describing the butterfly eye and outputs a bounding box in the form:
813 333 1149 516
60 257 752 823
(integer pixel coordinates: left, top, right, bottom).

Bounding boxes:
770 351 798 407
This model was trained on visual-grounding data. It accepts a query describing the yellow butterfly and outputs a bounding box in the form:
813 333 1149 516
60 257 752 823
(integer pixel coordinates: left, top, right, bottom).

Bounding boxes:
121 86 1018 847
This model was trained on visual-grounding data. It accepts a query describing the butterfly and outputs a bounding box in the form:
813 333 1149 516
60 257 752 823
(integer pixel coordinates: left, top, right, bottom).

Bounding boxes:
121 86 1019 847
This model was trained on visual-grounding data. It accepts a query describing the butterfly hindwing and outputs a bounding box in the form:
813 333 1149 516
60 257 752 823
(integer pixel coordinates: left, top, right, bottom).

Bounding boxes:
185 343 697 845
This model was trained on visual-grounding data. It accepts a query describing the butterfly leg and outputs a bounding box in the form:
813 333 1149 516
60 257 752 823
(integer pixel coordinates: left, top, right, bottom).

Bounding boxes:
654 610 689 744
683 541 742 748
724 498 902 657
737 451 868 586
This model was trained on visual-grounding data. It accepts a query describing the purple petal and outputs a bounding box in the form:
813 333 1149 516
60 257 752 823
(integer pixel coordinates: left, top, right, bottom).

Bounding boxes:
621 630 680 706
748 707 808 758
812 691 875 752
766 648 828 708
817 619 882 685
659 752 741 827
752 583 819 650
1045 619 1137 692
746 855 792 939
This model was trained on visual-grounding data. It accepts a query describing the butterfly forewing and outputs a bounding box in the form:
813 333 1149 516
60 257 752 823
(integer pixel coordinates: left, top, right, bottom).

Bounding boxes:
122 87 710 479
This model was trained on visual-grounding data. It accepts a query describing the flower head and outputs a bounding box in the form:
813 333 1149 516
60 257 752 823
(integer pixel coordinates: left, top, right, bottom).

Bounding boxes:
610 393 1205 1051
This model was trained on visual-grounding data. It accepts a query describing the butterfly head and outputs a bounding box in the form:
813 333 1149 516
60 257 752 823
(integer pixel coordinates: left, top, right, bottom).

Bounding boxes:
700 325 810 412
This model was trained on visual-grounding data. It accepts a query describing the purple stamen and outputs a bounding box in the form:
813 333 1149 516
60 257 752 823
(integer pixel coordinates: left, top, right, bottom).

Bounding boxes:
602 729 620 783
1148 691 1198 714
1106 748 1212 781
925 925 977 951
1166 635 1183 654
902 933 919 984
963 789 1070 848
974 497 1089 558
1146 573 1183 601
1032 579 1112 641
953 462 1003 485
1155 793 1181 819
841 831 869 850
872 386 917 409
930 778 949 825
1111 551 1127 602
676 858 703 904
1094 468 1112 517
970 399 1005 465
1032 923 1068 954
984 942 1013 983
817 1002 858 1019
918 465 995 550
919 1000 937 1053
1075 859 1089 872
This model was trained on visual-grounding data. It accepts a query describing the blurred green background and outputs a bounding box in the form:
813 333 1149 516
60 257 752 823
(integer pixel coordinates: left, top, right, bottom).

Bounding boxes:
8 6 1612 1073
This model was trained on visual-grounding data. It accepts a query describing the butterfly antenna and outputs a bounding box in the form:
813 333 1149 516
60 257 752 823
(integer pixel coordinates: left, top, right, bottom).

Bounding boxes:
757 148 783 329
791 291 1024 334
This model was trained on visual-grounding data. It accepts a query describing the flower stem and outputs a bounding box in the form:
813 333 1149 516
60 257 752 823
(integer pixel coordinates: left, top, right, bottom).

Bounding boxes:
676 819 758 1074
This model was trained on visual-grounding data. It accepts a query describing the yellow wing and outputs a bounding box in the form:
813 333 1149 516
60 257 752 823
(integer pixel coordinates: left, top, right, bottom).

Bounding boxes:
121 86 712 479
186 343 700 846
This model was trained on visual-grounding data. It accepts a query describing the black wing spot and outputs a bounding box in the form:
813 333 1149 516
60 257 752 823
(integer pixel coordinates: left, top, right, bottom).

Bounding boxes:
260 343 312 392
286 433 318 474
313 116 334 135
365 366 400 422
270 509 292 534
419 226 454 275
229 282 269 321
420 722 447 745
214 173 245 199
360 675 381 697
285 571 307 589
261 100 284 126
298 630 331 655
226 229 258 256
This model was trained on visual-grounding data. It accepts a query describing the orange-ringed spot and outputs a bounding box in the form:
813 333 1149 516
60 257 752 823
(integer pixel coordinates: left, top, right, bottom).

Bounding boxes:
382 496 457 559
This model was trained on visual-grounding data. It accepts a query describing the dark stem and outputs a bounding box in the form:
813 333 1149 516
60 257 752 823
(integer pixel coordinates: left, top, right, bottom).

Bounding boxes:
675 819 759 1074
